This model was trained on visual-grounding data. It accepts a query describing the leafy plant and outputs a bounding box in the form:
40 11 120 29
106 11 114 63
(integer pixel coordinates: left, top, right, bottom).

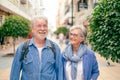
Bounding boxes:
88 0 120 62
0 26 4 45
2 15 30 53
54 26 69 36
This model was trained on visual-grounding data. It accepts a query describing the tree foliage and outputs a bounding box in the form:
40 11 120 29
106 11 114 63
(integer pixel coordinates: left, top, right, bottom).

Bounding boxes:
0 27 2 37
88 0 120 62
1 15 30 53
2 15 30 38
54 26 69 36
0 26 4 45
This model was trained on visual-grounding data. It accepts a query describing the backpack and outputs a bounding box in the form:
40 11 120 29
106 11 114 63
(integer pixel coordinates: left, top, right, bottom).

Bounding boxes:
20 39 56 61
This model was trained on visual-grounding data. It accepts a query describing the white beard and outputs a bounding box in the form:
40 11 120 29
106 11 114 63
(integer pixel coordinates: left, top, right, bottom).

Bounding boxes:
33 32 47 40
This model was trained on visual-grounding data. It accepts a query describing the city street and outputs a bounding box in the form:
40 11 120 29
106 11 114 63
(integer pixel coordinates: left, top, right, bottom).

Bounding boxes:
0 39 120 80
0 54 13 80
0 0 120 80
0 43 19 80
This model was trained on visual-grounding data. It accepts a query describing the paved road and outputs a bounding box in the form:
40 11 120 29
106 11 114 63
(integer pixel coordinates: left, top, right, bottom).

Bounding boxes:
0 43 19 80
0 54 13 70
0 52 14 80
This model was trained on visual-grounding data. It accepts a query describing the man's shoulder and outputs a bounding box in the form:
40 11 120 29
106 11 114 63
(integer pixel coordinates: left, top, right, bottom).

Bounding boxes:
48 39 59 48
17 39 31 50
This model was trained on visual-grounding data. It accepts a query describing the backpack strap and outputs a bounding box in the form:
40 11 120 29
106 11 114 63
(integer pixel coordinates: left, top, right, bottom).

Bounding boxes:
49 40 56 59
49 40 56 69
20 39 30 61
20 39 56 61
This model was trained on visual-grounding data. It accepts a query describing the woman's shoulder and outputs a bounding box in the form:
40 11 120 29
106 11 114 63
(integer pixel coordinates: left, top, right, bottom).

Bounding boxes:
85 48 95 56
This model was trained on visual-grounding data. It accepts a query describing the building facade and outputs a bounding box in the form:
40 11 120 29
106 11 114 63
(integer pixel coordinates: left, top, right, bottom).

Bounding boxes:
0 0 44 49
0 0 45 50
57 0 98 28
0 0 33 26
29 0 44 16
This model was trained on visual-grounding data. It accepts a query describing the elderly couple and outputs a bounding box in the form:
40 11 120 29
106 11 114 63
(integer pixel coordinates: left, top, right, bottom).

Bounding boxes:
10 15 99 80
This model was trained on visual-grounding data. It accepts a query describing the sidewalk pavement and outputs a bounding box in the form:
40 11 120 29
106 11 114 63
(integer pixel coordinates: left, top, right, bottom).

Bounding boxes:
0 43 20 80
0 40 120 80
96 53 120 80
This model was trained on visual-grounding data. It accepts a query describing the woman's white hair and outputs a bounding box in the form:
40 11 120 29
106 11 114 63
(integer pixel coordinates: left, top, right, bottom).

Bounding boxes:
70 25 88 42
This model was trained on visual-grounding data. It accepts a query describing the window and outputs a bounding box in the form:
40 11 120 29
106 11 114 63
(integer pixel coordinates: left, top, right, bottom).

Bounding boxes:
78 0 88 11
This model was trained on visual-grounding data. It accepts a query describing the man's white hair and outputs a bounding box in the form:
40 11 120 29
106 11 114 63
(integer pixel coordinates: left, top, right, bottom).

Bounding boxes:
30 15 48 27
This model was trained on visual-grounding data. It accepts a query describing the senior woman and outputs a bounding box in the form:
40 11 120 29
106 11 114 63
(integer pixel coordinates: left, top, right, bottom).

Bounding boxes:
62 25 99 80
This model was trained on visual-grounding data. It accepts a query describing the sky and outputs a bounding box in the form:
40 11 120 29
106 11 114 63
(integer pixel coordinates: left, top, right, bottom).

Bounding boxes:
29 0 59 31
43 0 59 31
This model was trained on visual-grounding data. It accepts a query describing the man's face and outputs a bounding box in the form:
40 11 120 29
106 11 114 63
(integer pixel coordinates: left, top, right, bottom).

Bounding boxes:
69 29 84 45
32 19 48 40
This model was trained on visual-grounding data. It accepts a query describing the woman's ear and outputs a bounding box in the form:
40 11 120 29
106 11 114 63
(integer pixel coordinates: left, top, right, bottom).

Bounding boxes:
80 37 84 43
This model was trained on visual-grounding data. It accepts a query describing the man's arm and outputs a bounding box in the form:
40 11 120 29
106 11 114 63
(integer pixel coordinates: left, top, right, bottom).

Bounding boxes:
10 47 22 80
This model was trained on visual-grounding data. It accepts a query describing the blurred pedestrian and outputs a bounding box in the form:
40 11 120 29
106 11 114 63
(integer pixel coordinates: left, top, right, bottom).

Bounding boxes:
27 33 32 39
62 25 99 80
65 32 69 45
59 33 64 44
10 15 64 80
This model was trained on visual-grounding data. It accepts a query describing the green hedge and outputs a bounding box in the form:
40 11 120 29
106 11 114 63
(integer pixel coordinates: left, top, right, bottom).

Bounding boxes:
88 0 120 62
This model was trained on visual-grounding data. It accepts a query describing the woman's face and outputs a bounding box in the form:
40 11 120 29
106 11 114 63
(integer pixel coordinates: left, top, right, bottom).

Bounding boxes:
31 19 48 40
69 29 84 45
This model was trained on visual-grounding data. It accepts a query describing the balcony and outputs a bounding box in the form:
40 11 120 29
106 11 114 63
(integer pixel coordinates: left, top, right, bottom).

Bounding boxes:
0 0 31 20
